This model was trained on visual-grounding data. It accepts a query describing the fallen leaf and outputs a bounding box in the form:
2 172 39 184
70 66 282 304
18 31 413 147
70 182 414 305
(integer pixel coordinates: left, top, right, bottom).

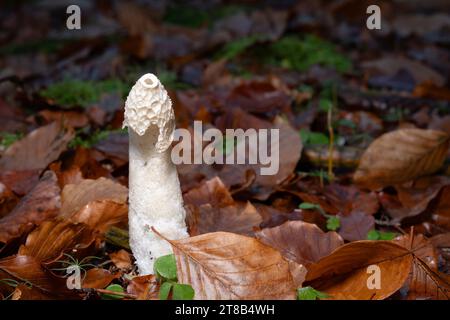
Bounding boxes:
338 211 375 241
0 255 73 298
0 169 40 196
184 177 262 237
70 200 128 233
0 122 74 172
126 274 159 300
304 241 413 300
362 57 445 87
186 202 262 237
11 283 55 300
379 176 450 221
354 129 450 189
0 171 60 244
255 221 344 266
395 234 449 300
183 177 234 208
219 118 302 200
159 230 303 300
109 250 132 270
0 182 18 218
61 177 128 217
82 268 118 289
18 219 93 263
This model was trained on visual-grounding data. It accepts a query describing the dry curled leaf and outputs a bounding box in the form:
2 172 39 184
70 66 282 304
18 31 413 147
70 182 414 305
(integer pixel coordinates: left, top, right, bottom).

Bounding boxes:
159 230 304 300
304 241 413 300
82 268 118 289
109 249 132 270
61 177 128 217
0 255 73 298
18 219 93 263
255 220 344 266
126 274 159 300
70 200 128 233
184 177 262 237
395 234 449 300
0 171 60 244
354 129 450 190
0 122 74 172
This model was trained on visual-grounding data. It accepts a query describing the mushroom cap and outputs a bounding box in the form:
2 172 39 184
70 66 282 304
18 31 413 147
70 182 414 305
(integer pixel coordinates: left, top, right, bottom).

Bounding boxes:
123 73 175 152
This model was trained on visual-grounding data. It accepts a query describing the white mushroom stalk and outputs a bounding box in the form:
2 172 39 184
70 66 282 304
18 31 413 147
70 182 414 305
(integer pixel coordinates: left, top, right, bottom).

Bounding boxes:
123 73 188 275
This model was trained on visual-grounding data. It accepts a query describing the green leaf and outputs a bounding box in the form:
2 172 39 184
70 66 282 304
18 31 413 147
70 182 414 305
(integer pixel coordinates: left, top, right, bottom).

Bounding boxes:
154 254 177 281
101 284 124 300
0 132 23 148
297 286 329 300
299 202 320 210
172 283 195 300
319 98 333 112
367 230 397 241
300 129 329 146
326 216 340 231
367 229 380 240
379 231 397 240
216 35 260 60
158 282 173 300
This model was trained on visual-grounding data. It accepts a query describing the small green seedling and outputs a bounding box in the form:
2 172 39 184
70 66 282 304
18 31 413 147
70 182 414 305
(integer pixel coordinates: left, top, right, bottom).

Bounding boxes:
297 286 329 300
326 216 340 231
299 202 340 231
101 284 124 300
154 254 195 300
300 129 329 146
367 230 397 241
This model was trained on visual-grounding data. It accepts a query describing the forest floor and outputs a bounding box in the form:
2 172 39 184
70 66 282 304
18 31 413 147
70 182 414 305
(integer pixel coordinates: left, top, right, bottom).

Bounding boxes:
0 0 449 300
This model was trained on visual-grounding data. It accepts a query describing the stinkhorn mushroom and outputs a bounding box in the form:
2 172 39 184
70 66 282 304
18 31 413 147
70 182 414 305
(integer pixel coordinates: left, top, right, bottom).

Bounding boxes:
123 73 188 275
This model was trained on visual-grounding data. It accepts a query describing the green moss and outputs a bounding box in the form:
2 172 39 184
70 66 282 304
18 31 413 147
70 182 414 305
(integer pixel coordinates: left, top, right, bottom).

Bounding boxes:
69 129 111 148
216 35 260 60
0 132 23 148
268 35 352 73
0 39 68 56
41 79 129 108
163 4 245 28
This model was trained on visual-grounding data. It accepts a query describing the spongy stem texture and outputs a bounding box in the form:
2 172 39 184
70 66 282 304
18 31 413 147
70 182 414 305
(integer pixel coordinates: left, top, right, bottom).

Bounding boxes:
125 74 188 275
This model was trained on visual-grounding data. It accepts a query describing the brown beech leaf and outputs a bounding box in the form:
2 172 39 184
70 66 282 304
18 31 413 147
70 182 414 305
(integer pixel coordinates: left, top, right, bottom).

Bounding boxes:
18 220 93 263
70 200 128 233
0 182 18 218
184 177 262 237
109 249 132 270
82 268 119 289
126 274 159 300
11 284 55 300
354 129 450 190
184 177 234 208
380 176 450 221
304 241 413 300
395 234 449 300
159 230 304 300
338 211 375 241
0 169 40 196
186 202 262 237
0 122 74 172
255 221 344 267
0 255 73 297
0 171 60 244
219 118 302 200
61 177 128 217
